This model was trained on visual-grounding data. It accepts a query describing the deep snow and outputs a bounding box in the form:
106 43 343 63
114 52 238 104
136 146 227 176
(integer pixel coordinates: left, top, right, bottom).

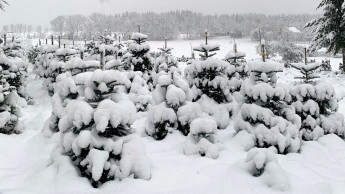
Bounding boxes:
1 39 345 194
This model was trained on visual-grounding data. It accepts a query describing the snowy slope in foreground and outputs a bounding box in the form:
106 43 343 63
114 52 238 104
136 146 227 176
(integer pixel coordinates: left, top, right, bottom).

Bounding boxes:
2 65 345 193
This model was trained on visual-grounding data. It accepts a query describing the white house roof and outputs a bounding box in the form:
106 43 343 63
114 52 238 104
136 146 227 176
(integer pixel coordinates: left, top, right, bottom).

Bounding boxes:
288 27 301 33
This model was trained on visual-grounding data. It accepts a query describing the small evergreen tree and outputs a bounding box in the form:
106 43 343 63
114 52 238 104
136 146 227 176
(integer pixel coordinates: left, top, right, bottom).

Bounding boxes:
146 70 193 140
235 57 301 154
186 30 235 103
291 54 345 140
320 59 332 71
0 53 22 134
153 39 178 73
224 42 250 92
128 32 153 72
58 69 151 187
193 30 219 60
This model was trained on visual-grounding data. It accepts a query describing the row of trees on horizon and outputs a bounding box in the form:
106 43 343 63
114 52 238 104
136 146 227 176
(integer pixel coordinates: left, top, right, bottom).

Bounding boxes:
1 10 318 41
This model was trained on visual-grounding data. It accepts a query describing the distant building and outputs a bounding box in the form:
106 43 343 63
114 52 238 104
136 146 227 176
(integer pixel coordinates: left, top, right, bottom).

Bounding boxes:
288 27 301 34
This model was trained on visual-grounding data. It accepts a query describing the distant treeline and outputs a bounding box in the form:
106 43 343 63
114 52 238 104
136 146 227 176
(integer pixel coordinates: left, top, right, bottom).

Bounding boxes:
2 10 319 41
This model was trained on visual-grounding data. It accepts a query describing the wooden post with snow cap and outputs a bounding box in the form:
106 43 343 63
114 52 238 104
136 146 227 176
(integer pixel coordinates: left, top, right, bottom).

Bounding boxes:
233 38 237 63
39 39 41 46
12 36 14 43
261 44 265 62
80 50 84 60
58 36 61 48
205 29 208 45
165 38 168 63
46 39 48 45
304 48 307 65
51 35 54 45
4 34 6 46
64 44 66 48
100 50 105 70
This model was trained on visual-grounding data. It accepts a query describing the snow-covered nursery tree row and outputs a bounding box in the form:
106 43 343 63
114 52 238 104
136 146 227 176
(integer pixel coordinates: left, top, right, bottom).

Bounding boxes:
0 39 31 134
27 28 345 189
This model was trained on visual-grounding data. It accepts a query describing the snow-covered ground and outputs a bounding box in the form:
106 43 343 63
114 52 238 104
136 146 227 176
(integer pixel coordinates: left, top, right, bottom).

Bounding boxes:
1 39 345 194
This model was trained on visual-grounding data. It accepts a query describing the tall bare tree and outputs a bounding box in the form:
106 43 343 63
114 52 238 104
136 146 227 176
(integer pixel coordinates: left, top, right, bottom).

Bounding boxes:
51 16 66 38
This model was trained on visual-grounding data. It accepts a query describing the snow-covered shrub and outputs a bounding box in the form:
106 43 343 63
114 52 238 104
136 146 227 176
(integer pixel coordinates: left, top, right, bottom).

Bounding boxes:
28 45 39 64
65 57 100 76
57 69 151 187
0 63 23 134
319 59 331 71
0 40 25 59
84 36 117 64
128 33 153 73
146 70 193 139
177 95 230 136
0 50 30 101
127 71 154 112
183 118 220 159
0 40 31 102
105 59 122 71
235 59 301 154
185 57 235 103
291 62 320 83
33 45 59 78
291 62 345 140
153 44 178 73
245 148 290 191
245 148 277 176
193 42 219 60
224 44 250 92
43 72 79 136
40 48 77 96
146 102 177 140
114 40 125 58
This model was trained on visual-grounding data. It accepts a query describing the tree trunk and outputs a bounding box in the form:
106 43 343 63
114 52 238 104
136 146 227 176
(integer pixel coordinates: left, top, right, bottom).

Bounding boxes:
343 48 345 73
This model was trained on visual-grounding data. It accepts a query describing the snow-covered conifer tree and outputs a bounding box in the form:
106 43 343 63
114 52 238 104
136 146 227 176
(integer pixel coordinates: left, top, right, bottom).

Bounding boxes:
183 118 220 159
65 57 100 76
185 57 234 103
153 39 178 73
57 69 151 187
185 30 236 103
235 56 301 154
43 72 79 136
320 59 331 71
291 58 345 140
0 41 31 103
224 42 249 92
128 31 153 72
43 47 77 96
0 52 23 134
193 29 219 60
127 71 154 112
146 69 193 140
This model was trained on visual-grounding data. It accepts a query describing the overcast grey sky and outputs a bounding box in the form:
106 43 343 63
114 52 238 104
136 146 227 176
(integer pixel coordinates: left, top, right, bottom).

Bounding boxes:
0 0 321 28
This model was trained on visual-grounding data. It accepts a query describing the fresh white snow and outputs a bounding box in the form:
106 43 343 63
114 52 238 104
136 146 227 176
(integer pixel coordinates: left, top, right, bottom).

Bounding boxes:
1 39 345 194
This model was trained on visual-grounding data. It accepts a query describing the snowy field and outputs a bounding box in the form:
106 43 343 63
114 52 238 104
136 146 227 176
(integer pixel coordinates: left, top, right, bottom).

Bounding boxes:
2 38 345 194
